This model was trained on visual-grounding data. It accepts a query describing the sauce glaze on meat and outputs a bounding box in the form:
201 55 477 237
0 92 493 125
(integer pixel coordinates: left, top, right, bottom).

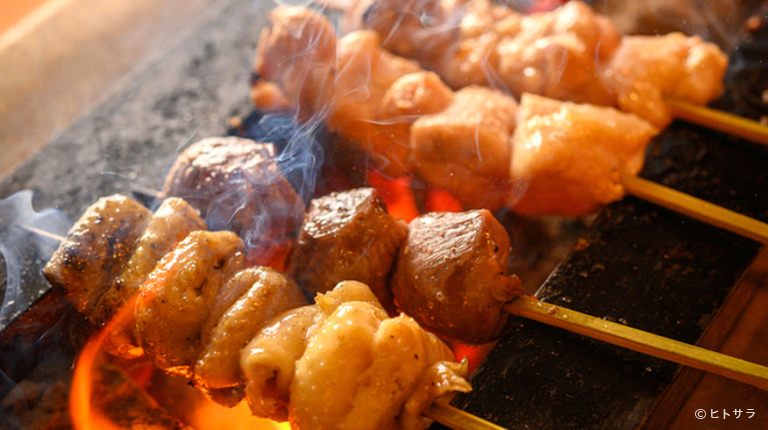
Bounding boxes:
392 209 524 344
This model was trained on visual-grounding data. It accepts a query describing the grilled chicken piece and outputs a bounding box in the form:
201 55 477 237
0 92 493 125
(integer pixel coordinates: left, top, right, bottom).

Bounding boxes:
509 93 659 216
391 210 524 344
409 86 517 211
253 6 337 119
135 230 244 377
253 7 436 177
348 0 460 70
242 281 470 430
287 188 408 314
601 33 728 128
326 30 424 177
43 195 152 314
241 305 321 421
162 137 304 267
241 280 382 421
495 0 620 104
89 197 207 358
355 0 620 104
194 267 307 406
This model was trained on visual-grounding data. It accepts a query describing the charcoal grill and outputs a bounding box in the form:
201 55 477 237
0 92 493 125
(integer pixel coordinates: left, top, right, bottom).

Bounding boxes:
1 1 768 429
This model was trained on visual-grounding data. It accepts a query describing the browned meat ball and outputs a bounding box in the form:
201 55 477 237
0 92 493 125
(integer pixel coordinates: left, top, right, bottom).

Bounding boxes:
162 137 305 265
43 195 152 314
287 188 408 314
391 210 524 344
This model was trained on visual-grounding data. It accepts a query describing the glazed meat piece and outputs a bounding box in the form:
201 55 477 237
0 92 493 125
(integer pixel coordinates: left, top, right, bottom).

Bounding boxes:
90 197 207 358
601 33 728 128
253 7 439 177
43 195 152 314
289 282 470 430
241 305 321 421
409 86 517 211
162 137 304 266
241 281 384 421
509 93 659 216
287 188 407 314
135 230 244 377
241 281 470 430
194 267 307 406
252 6 337 119
391 210 524 344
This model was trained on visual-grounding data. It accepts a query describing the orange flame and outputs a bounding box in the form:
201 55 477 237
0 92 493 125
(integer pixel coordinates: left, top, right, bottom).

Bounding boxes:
191 398 291 430
70 295 289 429
70 297 137 430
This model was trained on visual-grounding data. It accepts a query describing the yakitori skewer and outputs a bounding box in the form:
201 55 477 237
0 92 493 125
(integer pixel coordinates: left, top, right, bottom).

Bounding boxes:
666 98 768 147
505 296 768 392
21 203 768 397
621 174 768 244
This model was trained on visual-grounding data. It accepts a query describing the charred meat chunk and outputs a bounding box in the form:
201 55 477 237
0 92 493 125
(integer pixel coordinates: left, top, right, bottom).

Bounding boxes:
162 137 305 266
391 210 524 344
287 188 408 313
43 195 152 314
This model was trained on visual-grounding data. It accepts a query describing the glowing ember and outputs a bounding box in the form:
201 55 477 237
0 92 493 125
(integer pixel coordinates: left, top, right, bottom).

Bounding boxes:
366 170 419 222
425 189 463 213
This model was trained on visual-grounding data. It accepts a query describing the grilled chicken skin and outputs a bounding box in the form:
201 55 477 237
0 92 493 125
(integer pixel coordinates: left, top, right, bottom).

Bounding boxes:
43 194 152 314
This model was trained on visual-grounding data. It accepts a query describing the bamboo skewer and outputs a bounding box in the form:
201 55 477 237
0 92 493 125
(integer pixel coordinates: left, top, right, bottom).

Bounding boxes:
504 295 768 392
426 399 508 430
621 174 768 244
667 98 768 147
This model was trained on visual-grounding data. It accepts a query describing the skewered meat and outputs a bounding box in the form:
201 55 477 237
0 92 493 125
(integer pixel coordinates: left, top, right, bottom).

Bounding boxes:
241 305 321 421
352 0 727 124
409 85 518 211
162 136 304 266
353 0 620 103
509 93 659 216
43 195 152 314
134 230 245 378
287 187 407 314
253 5 337 120
328 30 423 176
250 5 661 217
90 197 207 358
601 33 728 128
252 6 436 177
391 209 524 344
195 266 307 405
45 192 473 429
242 281 471 430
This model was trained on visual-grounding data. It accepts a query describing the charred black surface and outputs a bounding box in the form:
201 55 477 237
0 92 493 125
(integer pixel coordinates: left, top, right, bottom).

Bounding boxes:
435 9 768 430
